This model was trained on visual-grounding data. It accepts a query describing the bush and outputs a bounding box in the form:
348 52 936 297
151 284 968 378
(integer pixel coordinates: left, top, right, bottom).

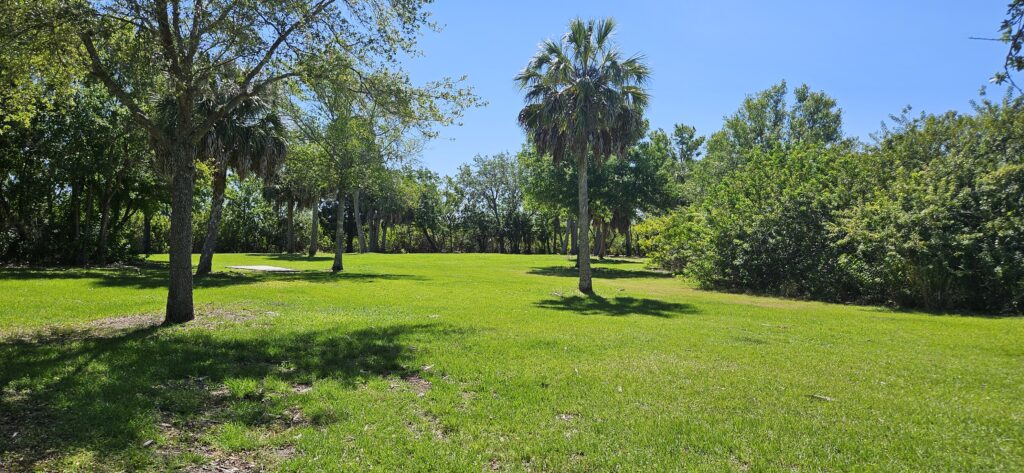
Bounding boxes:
643 95 1024 313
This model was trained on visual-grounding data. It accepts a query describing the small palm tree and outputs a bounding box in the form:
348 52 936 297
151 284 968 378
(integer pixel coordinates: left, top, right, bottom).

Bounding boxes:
516 18 649 293
194 94 287 275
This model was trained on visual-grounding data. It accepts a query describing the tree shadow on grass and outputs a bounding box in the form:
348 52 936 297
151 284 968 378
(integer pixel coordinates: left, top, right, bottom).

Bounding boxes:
527 265 672 280
0 266 424 290
0 319 463 470
534 294 698 318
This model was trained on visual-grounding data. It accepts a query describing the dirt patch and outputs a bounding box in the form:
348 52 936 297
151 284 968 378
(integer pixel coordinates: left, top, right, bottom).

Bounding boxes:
184 448 261 473
391 375 432 397
85 313 164 332
0 305 275 343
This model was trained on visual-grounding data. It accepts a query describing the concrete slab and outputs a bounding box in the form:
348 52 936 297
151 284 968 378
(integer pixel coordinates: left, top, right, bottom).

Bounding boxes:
226 265 300 273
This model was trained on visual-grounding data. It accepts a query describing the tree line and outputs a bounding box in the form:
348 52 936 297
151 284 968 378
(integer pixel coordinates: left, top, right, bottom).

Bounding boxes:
4 4 1024 321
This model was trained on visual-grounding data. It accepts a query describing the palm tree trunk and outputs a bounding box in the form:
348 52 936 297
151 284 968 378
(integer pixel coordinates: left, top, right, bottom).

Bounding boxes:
308 197 320 258
166 142 197 324
332 189 346 272
353 189 367 253
380 221 388 252
196 163 227 276
576 155 592 293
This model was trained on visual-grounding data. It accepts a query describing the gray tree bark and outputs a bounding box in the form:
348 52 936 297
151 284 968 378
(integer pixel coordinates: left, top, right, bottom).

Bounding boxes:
142 212 152 254
308 197 320 258
624 222 633 257
576 155 592 293
353 189 367 253
332 190 346 272
568 219 578 255
196 163 227 276
166 142 197 324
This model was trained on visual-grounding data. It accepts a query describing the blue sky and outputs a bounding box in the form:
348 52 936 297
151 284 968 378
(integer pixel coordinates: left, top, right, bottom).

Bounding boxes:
403 1 1011 176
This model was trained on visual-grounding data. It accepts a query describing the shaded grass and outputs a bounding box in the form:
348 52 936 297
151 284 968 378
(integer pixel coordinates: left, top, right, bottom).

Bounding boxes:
1 253 1023 471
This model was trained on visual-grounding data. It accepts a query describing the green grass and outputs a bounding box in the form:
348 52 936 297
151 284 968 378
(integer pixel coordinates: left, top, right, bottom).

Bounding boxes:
1 253 1022 471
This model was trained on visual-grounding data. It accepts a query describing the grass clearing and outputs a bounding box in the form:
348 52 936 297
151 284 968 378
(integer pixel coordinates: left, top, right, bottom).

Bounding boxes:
1 253 1022 471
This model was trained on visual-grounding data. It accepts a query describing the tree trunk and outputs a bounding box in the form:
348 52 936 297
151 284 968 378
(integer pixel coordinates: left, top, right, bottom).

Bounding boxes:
597 221 606 260
286 199 296 253
576 155 592 293
70 182 83 265
368 210 379 252
380 222 388 253
196 163 227 276
308 197 320 258
624 222 633 257
332 189 346 272
569 219 578 256
565 218 573 254
142 211 153 255
420 225 438 251
353 189 367 253
165 143 197 324
97 192 113 265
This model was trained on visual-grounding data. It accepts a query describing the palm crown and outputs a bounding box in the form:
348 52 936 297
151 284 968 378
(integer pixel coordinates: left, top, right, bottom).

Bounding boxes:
516 18 650 164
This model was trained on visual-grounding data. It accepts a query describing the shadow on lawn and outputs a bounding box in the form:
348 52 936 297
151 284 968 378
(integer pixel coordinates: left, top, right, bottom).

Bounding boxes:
535 294 697 318
0 266 423 290
528 265 672 280
0 320 458 470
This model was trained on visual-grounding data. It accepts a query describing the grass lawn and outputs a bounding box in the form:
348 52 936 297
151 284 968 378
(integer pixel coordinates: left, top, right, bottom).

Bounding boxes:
1 253 1022 471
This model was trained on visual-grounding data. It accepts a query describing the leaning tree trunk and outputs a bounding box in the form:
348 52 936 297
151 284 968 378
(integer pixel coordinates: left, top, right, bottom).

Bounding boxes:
196 163 227 276
353 189 367 253
576 155 592 293
308 197 320 258
166 142 198 324
332 189 346 272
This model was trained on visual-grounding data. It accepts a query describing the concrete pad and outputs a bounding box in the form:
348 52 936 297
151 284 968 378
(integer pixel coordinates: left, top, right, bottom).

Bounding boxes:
226 265 300 273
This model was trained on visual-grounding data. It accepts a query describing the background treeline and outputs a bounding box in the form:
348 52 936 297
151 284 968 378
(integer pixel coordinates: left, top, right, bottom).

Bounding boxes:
638 82 1024 313
4 79 1023 313
0 85 683 263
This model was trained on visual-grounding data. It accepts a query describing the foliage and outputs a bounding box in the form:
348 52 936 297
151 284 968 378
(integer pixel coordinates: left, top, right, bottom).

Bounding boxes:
642 84 1024 313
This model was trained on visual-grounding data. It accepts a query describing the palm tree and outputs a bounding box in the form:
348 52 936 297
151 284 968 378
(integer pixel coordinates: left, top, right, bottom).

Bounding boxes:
194 95 287 275
516 18 649 293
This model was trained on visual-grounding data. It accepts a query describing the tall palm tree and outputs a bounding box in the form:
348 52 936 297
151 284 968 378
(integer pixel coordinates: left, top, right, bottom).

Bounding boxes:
516 18 649 293
194 95 287 275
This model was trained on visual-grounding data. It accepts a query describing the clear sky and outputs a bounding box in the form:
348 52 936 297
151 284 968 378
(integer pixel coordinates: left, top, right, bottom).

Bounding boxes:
402 1 1012 176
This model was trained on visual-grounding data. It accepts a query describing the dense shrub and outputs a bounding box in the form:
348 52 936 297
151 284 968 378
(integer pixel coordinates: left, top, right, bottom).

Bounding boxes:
641 93 1024 313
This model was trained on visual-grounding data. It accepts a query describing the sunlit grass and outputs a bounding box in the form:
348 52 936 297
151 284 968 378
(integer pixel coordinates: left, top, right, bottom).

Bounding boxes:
1 253 1022 471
